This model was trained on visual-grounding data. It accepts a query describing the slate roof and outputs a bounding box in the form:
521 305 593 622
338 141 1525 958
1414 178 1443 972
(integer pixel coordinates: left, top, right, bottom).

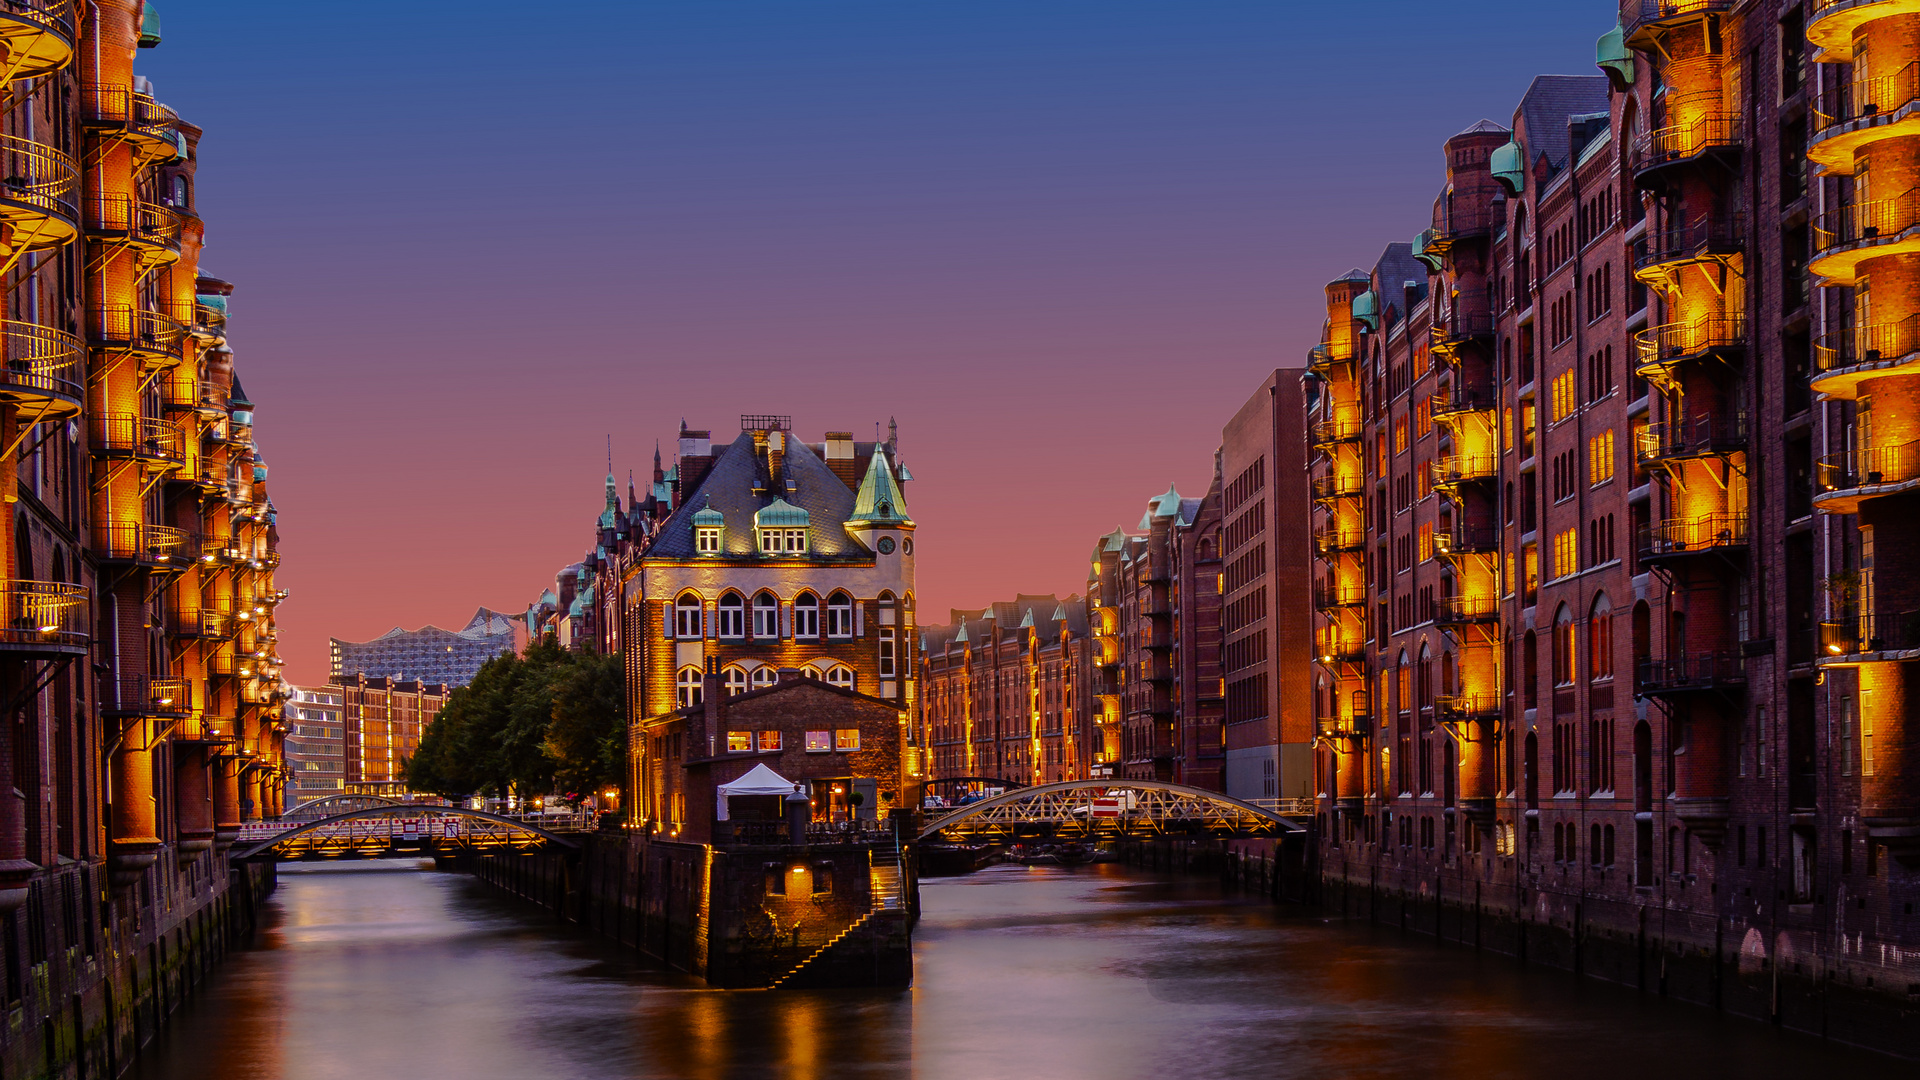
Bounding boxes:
648 432 867 561
1516 75 1610 173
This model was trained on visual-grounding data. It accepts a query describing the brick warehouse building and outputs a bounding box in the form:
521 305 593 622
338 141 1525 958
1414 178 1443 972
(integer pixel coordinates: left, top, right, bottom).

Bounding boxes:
0 3 290 1075
622 417 919 824
1304 0 1920 1051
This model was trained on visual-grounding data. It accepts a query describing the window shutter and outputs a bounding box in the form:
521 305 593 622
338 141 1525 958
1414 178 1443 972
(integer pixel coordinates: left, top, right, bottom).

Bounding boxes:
781 603 791 639
662 601 673 640
855 601 865 637
703 608 711 639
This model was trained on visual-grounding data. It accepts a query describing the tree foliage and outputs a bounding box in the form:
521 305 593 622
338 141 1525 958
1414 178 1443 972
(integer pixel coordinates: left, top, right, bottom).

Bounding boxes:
404 640 627 802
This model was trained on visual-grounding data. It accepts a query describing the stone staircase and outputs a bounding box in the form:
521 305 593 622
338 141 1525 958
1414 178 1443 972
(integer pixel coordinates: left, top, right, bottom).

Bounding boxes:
765 840 906 989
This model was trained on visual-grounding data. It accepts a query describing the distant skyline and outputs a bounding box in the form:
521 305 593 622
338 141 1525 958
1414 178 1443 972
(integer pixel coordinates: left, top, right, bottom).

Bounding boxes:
140 0 1607 681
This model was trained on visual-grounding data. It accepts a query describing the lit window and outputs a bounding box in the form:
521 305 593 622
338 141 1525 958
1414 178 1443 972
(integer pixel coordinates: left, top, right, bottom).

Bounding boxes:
717 593 745 638
676 667 703 708
696 527 721 553
728 731 752 753
1418 524 1433 563
753 592 779 637
826 665 854 689
758 731 783 752
751 666 778 690
835 728 861 751
723 667 749 697
1552 528 1578 579
1589 429 1615 485
827 592 854 638
879 627 896 677
805 730 832 753
674 594 703 638
1551 370 1576 421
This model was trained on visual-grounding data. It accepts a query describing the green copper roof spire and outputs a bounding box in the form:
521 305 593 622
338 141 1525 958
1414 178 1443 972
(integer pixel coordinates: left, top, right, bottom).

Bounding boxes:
848 449 912 525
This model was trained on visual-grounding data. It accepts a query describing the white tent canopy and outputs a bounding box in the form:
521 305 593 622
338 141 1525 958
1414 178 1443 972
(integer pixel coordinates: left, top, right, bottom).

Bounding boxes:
716 763 799 820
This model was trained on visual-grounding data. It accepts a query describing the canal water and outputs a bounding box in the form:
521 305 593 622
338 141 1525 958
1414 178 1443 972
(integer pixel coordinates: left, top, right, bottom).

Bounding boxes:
132 861 1909 1080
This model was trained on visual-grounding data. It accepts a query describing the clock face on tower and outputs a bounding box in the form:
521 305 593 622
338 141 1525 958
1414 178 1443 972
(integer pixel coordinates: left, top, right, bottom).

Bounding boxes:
877 537 896 554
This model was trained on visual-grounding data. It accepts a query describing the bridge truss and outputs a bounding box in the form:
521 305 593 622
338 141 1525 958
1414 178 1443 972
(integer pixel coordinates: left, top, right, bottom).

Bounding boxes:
917 780 1307 842
232 807 584 862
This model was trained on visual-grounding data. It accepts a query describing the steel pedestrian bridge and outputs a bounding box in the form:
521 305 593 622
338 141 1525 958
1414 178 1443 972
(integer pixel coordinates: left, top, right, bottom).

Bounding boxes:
917 780 1310 842
232 806 590 862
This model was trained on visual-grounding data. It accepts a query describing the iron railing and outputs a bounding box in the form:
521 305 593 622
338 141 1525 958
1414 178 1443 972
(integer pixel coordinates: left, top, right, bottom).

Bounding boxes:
1814 315 1920 374
93 522 192 564
78 84 179 147
1313 583 1366 609
1429 311 1496 348
1308 340 1356 371
1820 611 1920 657
83 193 180 253
1315 635 1365 665
1635 412 1747 464
1814 60 1920 135
102 675 191 716
1312 525 1365 555
1636 652 1745 694
1311 472 1364 500
1635 213 1746 272
0 319 83 405
1435 594 1499 625
89 305 188 359
0 580 87 649
1433 524 1500 557
1635 315 1747 372
1813 188 1920 254
1816 439 1920 493
1435 693 1502 721
1310 414 1364 447
1635 112 1742 171
1625 0 1733 40
0 131 78 225
0 1 77 42
90 414 184 462
1638 512 1748 558
1430 454 1498 487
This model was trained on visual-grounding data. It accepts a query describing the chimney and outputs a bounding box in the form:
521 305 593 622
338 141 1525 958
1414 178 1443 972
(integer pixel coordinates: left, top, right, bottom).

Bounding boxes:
767 429 786 493
695 658 723 760
823 431 859 489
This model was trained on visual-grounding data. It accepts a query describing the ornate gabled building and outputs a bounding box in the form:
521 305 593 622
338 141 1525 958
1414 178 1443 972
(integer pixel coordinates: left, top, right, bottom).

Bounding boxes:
622 416 917 825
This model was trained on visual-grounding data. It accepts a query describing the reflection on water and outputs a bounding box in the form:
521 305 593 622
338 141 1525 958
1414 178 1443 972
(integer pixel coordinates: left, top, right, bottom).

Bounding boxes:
133 861 1907 1080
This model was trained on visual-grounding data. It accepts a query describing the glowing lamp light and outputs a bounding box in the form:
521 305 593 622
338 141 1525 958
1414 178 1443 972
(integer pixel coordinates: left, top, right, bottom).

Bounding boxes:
37 624 56 634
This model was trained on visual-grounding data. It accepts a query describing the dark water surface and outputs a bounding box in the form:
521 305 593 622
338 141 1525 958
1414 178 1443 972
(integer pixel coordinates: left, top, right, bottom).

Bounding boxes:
131 861 1909 1080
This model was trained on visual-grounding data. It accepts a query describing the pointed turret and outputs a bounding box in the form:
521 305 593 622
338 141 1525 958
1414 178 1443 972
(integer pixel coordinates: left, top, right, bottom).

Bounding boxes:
848 449 912 525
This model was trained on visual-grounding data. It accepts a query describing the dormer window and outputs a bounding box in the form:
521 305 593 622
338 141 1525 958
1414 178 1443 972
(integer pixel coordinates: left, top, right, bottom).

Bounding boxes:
693 500 724 555
753 498 810 555
697 527 721 553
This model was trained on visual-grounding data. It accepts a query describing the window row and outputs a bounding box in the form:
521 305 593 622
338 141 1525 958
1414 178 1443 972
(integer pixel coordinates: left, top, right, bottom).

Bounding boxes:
669 590 902 640
723 728 861 753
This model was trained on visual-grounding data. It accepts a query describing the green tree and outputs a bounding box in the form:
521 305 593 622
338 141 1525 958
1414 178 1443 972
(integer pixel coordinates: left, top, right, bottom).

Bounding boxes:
546 650 628 802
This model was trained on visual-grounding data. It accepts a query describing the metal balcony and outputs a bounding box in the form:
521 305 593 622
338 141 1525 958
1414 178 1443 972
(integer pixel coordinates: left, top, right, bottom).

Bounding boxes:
1430 454 1497 490
1633 113 1742 189
0 320 84 418
0 132 78 252
1811 315 1920 399
1624 0 1733 48
1307 340 1357 373
91 414 184 467
1810 188 1920 286
1637 513 1748 566
1436 693 1501 724
1312 525 1365 556
1433 525 1500 560
1313 583 1366 611
1815 440 1920 513
1429 384 1495 422
1310 415 1364 449
1811 58 1920 164
1315 636 1365 666
0 2 77 84
83 194 180 266
1633 315 1746 382
1434 593 1499 627
1809 1 1920 62
1429 311 1496 356
1633 213 1746 282
102 675 191 717
79 84 182 164
93 522 192 567
89 305 188 368
1636 651 1745 698
1819 610 1920 664
0 580 88 655
1635 412 1747 467
1311 472 1364 502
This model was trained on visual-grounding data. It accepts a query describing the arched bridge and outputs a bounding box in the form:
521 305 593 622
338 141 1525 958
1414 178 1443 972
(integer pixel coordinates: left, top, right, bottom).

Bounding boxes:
918 780 1308 842
280 793 400 821
233 806 585 862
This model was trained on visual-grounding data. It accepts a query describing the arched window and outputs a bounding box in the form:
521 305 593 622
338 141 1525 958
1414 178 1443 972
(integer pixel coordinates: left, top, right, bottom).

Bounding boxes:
880 627 897 678
800 665 823 681
1417 643 1433 709
717 592 745 638
877 590 897 627
676 667 703 708
793 592 820 639
753 592 779 638
1552 604 1575 686
827 591 854 638
751 666 778 690
825 665 855 690
1589 593 1613 680
1396 651 1411 715
723 666 749 697
674 593 703 639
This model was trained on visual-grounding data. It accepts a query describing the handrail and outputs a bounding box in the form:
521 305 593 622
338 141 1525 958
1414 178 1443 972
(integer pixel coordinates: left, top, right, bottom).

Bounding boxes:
1814 60 1920 135
1435 593 1499 622
92 521 192 563
1635 314 1747 369
1429 310 1496 347
1434 524 1500 556
0 319 83 403
1311 473 1364 500
0 580 87 648
1638 512 1748 556
83 193 180 250
1635 112 1741 169
1430 454 1498 485
1310 415 1363 446
1813 188 1920 253
1817 438 1920 492
0 0 76 39
1436 692 1502 718
90 305 188 357
78 84 178 143
1313 583 1366 608
102 674 191 715
1625 0 1733 39
90 414 184 461
1820 610 1920 656
1636 412 1748 463
1429 383 1496 416
0 131 78 223
1312 525 1365 554
1636 651 1744 692
1635 212 1746 271
1814 314 1920 373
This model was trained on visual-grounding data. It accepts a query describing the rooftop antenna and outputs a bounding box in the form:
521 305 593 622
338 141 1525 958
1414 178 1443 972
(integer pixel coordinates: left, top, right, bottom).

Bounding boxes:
606 434 613 475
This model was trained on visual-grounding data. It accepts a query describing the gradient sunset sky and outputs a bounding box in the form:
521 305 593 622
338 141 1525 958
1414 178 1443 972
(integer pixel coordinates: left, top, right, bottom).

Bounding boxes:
140 1 1607 682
